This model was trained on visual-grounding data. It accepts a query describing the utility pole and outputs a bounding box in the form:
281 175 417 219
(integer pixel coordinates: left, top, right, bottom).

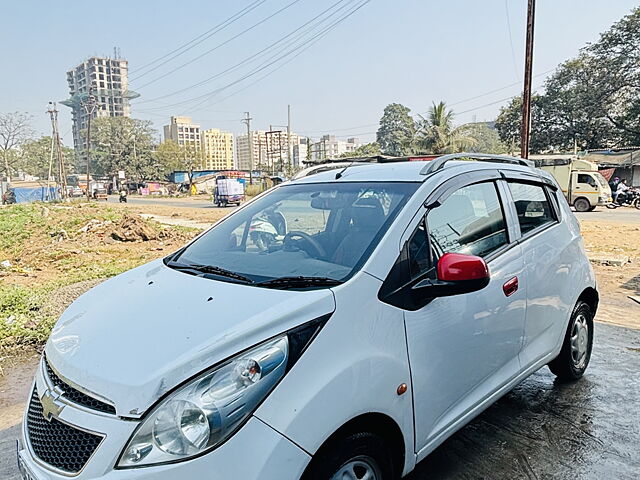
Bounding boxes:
82 87 98 200
520 0 536 159
47 102 68 200
287 105 292 168
242 112 253 184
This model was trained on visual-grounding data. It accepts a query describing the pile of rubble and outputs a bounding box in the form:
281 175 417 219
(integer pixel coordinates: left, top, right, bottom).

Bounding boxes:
75 214 194 243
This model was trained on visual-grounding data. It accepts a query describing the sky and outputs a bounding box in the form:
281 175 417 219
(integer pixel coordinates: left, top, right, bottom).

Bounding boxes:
1 0 638 146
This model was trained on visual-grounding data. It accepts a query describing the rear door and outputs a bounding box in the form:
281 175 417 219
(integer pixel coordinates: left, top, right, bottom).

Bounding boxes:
400 178 526 455
504 179 569 368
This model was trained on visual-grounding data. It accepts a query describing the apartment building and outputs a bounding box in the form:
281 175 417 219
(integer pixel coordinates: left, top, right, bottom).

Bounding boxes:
311 136 362 162
201 128 234 170
163 116 202 152
63 56 136 152
236 130 301 171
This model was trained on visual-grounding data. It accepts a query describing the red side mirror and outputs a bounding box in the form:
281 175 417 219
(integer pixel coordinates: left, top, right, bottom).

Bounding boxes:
437 253 489 282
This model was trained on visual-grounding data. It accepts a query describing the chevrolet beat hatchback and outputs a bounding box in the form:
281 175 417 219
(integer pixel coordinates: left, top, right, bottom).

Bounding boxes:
19 154 598 480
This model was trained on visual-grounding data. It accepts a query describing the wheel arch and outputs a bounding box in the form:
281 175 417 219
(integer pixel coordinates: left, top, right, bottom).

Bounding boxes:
577 286 599 317
302 412 405 479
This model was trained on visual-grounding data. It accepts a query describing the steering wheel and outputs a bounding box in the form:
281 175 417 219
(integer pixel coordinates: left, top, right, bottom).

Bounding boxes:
284 231 327 258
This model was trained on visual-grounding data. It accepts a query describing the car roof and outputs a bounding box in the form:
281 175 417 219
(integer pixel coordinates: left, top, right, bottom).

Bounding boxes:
289 158 544 184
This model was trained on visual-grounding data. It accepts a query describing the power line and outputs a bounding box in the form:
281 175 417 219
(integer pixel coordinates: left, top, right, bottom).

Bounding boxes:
133 0 306 90
138 0 369 114
187 0 372 112
137 0 354 105
130 0 266 80
504 0 520 82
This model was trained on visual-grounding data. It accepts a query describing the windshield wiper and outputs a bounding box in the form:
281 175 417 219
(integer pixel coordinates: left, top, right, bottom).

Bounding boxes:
256 276 342 289
167 261 254 284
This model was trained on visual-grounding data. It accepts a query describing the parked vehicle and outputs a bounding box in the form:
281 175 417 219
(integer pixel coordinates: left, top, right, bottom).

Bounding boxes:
606 186 640 209
533 156 611 212
214 175 245 207
19 154 598 480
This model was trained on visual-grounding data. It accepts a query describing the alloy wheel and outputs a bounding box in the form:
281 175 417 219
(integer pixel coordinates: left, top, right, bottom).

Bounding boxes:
330 455 382 480
570 314 589 369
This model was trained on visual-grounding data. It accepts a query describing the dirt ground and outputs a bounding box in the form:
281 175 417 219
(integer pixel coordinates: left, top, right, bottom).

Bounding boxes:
580 220 640 329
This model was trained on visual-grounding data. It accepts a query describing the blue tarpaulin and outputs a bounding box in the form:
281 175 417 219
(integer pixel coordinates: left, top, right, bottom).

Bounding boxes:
14 187 59 203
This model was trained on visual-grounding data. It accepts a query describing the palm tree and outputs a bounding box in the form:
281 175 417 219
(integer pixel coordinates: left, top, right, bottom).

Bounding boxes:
416 101 476 154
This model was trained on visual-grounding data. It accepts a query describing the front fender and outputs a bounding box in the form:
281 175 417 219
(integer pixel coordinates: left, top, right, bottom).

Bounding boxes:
254 272 416 475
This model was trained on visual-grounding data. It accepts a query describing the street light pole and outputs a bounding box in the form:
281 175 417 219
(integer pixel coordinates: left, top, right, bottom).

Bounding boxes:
520 0 536 159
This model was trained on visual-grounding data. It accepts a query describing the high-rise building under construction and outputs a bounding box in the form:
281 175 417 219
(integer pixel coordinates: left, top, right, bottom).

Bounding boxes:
62 55 139 151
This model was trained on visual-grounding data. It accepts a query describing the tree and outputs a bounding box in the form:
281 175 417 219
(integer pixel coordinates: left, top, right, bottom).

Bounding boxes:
0 112 35 181
18 136 74 179
459 123 508 154
495 94 550 153
339 142 381 158
91 117 159 182
586 7 640 144
376 103 416 156
416 102 476 154
495 7 640 152
155 139 202 187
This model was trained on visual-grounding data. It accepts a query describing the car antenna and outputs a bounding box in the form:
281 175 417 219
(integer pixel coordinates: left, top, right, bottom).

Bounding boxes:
335 161 356 179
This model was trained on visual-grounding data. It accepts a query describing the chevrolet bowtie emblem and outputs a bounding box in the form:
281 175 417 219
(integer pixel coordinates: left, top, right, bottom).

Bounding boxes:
40 389 65 421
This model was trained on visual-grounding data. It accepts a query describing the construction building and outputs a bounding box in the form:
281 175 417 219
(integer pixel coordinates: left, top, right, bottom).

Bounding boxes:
62 55 138 151
201 128 234 170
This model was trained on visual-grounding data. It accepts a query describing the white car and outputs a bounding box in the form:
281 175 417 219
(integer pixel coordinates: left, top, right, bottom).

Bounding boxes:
19 154 597 480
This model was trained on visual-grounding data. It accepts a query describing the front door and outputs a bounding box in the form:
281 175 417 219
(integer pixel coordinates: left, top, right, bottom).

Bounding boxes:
404 180 526 454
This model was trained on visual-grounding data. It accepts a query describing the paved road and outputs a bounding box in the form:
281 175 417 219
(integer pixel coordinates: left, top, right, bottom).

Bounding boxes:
1 322 638 479
574 206 640 223
118 195 215 209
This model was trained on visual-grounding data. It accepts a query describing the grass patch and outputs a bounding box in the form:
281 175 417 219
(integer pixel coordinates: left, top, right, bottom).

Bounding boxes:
0 284 54 346
0 204 48 250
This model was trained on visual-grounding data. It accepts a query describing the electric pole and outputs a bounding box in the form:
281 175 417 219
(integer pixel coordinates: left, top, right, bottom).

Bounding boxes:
520 0 536 159
242 112 253 184
82 87 98 200
47 102 68 200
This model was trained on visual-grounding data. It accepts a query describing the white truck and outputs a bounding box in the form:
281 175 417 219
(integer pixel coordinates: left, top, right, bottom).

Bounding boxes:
532 156 612 212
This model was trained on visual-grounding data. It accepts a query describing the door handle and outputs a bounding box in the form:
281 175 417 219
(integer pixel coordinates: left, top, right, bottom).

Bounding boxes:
503 276 519 297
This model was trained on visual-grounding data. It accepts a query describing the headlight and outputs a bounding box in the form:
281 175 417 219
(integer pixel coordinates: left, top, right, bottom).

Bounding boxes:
117 336 288 468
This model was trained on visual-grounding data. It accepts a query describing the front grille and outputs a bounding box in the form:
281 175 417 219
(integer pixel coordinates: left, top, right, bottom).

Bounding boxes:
26 387 103 474
45 358 116 415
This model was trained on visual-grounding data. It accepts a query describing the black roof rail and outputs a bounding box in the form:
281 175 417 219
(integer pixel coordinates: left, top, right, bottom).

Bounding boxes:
420 153 535 175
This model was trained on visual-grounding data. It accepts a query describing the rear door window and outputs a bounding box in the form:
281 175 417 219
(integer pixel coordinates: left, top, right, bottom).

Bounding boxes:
508 182 556 235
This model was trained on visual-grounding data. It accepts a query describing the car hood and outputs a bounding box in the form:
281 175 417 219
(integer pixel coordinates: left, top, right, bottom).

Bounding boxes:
45 259 335 417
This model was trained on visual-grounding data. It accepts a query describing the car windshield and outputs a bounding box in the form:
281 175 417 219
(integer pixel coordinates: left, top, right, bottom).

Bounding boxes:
169 182 419 287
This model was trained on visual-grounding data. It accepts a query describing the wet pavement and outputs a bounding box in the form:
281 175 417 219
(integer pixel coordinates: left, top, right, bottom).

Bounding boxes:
1 322 639 479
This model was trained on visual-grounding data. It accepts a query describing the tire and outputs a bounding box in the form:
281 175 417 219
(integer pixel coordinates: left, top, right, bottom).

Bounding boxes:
302 432 396 480
633 198 640 210
574 198 591 212
548 301 593 381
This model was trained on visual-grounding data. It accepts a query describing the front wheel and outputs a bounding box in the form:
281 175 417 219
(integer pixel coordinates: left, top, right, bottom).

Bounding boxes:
574 198 591 212
548 301 593 381
633 198 640 210
302 432 396 480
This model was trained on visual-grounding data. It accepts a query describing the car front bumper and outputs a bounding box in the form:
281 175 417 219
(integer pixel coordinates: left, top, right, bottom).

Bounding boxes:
19 364 310 480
